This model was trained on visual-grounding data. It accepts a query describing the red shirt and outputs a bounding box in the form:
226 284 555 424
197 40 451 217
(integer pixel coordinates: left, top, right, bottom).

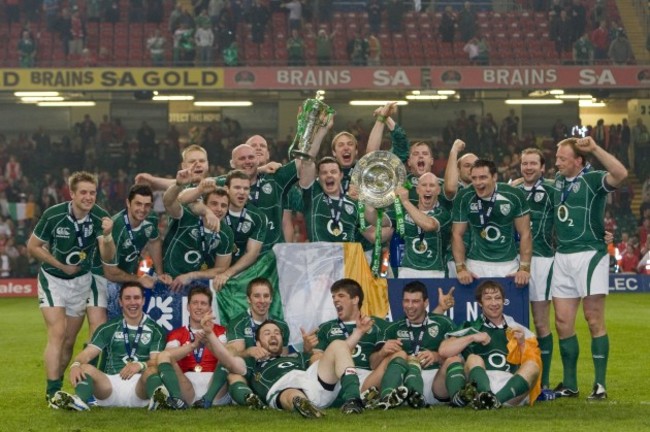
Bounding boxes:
166 325 227 373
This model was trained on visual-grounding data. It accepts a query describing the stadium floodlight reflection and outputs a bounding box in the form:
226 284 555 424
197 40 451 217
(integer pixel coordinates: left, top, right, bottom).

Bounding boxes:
193 101 253 107
349 100 408 106
505 99 564 105
37 101 96 107
20 96 65 103
555 94 593 100
579 99 607 107
14 91 60 97
152 95 195 101
549 89 565 95
405 95 448 100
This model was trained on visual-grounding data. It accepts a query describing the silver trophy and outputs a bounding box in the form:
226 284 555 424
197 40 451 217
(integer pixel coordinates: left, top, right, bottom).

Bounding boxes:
288 97 335 161
351 151 407 208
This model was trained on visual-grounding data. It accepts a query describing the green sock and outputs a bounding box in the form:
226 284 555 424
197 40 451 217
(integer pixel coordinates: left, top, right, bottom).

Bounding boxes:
74 375 94 402
202 366 228 402
591 334 609 388
468 366 491 393
229 381 253 405
380 357 409 398
445 362 466 397
339 369 361 401
538 333 554 388
496 374 530 404
403 362 424 395
145 374 164 398
559 335 579 390
46 378 62 398
158 362 183 399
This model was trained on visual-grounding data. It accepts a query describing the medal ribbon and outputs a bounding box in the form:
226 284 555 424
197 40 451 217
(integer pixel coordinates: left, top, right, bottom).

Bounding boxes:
68 203 91 251
123 212 141 257
249 176 262 205
249 311 259 336
122 315 146 361
526 178 544 201
371 209 383 276
225 208 248 233
337 319 351 338
407 317 427 355
324 189 345 235
197 217 218 263
188 328 205 366
477 187 497 232
560 163 590 204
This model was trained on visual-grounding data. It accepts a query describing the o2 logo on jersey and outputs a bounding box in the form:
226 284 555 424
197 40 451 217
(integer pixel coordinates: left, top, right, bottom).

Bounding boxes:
411 238 428 255
327 220 346 239
486 350 509 371
184 250 202 265
65 251 85 265
125 251 140 263
481 226 503 243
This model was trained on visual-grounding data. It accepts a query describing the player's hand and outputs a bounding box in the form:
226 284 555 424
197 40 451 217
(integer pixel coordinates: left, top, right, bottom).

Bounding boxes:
347 184 359 201
604 231 614 244
381 339 403 355
213 273 230 291
416 350 439 369
200 312 216 333
300 327 318 354
69 364 86 387
138 274 156 289
509 328 525 348
258 162 282 174
451 139 466 154
246 346 271 361
473 332 491 346
456 269 475 285
170 274 190 292
157 273 172 285
176 162 196 186
355 314 374 335
119 361 143 380
191 330 207 347
395 185 409 202
198 177 217 194
576 136 598 153
508 270 530 287
437 287 455 312
101 217 113 236
202 211 220 232
60 264 81 275
135 172 153 185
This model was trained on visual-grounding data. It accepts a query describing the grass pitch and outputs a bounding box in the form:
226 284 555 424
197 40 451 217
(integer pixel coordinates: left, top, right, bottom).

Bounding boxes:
1 294 649 432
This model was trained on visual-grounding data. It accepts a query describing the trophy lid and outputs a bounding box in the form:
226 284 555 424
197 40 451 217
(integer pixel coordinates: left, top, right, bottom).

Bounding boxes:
351 151 407 208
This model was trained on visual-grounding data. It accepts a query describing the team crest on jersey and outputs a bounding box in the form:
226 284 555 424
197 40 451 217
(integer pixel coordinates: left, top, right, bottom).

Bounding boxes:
329 327 345 337
244 327 254 337
56 227 71 237
141 333 152 345
469 203 479 212
144 225 153 237
428 325 439 338
189 228 199 240
534 192 545 202
241 221 252 233
555 180 563 188
344 204 354 215
500 204 511 215
262 183 273 194
124 238 133 248
572 182 581 193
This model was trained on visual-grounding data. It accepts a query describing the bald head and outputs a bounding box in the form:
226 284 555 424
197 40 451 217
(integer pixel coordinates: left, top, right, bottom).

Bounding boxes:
246 135 270 165
231 144 259 178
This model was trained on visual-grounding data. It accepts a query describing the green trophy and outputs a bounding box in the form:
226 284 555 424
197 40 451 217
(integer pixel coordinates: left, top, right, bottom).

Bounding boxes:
288 97 335 160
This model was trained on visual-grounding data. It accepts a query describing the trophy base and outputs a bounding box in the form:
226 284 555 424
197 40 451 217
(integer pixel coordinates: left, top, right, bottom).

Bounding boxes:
290 150 313 161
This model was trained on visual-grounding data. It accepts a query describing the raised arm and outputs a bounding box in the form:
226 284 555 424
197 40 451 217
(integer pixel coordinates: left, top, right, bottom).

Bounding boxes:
444 139 465 200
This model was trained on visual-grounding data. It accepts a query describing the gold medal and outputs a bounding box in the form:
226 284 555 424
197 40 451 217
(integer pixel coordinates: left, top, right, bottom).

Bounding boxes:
417 242 426 252
194 365 203 373
200 263 208 270
480 229 487 239
332 227 341 236
233 245 240 256
78 251 87 261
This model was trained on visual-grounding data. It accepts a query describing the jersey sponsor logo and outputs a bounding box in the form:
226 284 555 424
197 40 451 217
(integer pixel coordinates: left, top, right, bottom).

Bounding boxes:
184 250 202 265
65 251 86 265
56 227 71 237
427 324 439 338
486 350 508 371
397 330 410 339
125 251 140 262
329 327 345 337
412 238 428 254
344 204 355 215
122 355 139 363
534 191 545 202
469 203 479 212
482 226 502 242
499 203 511 216
262 183 273 194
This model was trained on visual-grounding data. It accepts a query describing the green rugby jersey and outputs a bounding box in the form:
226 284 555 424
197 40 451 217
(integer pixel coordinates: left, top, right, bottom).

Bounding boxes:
222 203 267 265
109 209 160 273
302 182 358 243
517 179 557 258
382 313 457 370
314 317 385 370
552 171 611 254
32 202 110 278
453 183 530 262
163 206 234 277
400 204 451 271
245 353 309 402
90 315 166 374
